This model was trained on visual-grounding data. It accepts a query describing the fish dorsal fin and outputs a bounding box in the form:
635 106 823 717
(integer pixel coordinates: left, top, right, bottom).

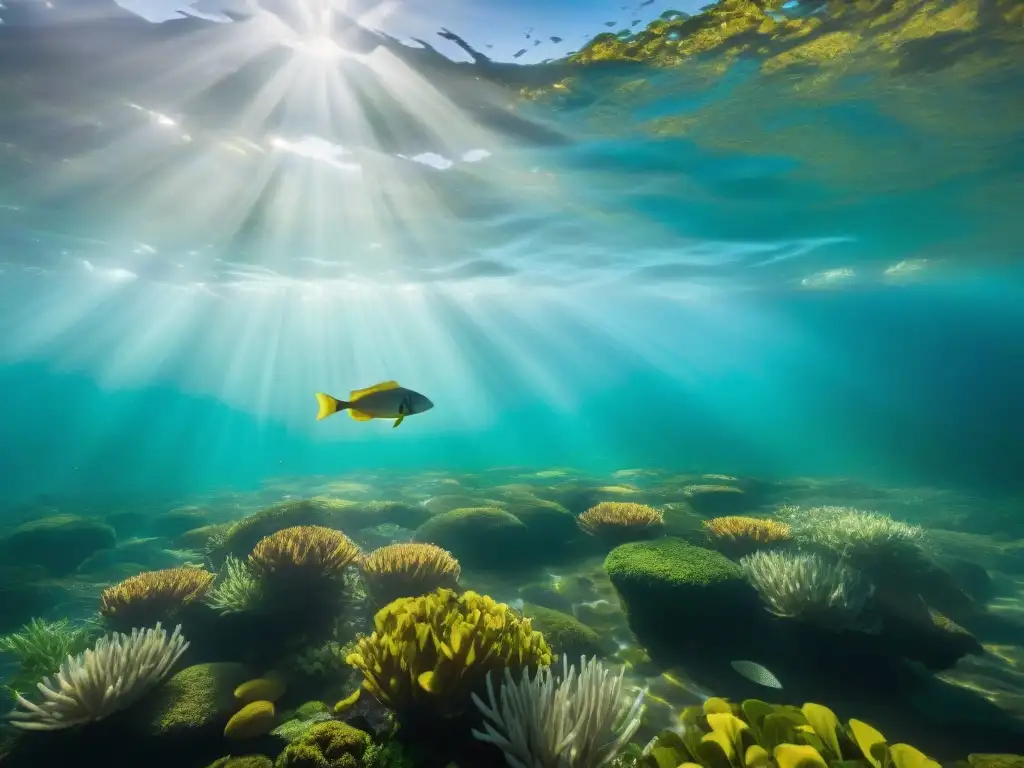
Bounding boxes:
349 409 374 421
350 380 400 401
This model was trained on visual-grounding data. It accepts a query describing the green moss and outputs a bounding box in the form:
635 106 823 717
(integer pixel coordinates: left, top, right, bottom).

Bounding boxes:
137 662 251 737
522 604 604 659
364 742 415 768
275 721 371 768
206 757 274 768
413 507 529 568
603 538 758 658
294 700 330 718
604 537 742 588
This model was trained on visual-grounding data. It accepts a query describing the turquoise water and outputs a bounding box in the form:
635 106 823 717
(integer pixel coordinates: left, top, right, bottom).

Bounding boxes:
2 0 1024 765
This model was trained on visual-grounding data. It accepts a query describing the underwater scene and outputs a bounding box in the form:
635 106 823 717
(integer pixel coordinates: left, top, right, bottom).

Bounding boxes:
1 0 1024 766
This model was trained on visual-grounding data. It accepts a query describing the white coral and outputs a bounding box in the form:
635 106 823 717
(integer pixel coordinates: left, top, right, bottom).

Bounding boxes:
472 654 645 768
7 623 188 730
740 550 874 631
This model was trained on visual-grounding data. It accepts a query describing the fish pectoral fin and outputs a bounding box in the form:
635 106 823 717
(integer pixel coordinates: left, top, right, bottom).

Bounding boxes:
392 415 405 428
350 380 400 402
349 409 374 422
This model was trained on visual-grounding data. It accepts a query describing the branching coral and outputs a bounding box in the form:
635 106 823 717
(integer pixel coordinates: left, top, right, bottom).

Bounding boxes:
99 567 215 630
346 588 552 722
636 696 940 768
249 525 361 582
360 542 461 604
472 654 645 768
205 555 264 615
739 550 874 631
8 623 188 730
577 502 664 541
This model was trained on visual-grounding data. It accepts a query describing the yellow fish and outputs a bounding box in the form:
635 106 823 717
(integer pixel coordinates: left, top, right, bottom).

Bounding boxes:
314 380 434 428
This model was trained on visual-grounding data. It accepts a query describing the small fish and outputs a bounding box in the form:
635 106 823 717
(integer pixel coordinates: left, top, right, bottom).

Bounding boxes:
730 660 782 689
314 380 434 428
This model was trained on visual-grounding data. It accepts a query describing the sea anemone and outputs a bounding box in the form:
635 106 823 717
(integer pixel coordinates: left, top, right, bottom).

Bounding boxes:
8 623 188 730
779 505 923 558
360 542 461 604
577 502 664 542
704 516 791 542
99 567 215 630
739 550 874 632
248 525 361 582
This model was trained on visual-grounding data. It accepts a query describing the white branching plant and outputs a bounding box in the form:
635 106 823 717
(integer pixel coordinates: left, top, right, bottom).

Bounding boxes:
472 654 646 768
7 623 188 730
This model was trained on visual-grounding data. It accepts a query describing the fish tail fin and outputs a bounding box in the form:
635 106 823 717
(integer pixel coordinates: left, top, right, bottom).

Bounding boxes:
315 392 348 421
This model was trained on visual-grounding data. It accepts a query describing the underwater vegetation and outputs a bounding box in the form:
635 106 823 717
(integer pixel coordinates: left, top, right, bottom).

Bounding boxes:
346 588 552 724
635 696 942 768
2 467 1024 767
8 623 188 730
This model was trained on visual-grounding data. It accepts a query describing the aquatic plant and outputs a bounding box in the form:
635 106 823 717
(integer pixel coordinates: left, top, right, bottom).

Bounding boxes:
472 654 646 768
704 516 792 545
0 618 96 696
276 720 371 768
99 566 216 629
779 506 923 558
634 696 940 768
248 525 361 582
205 555 264 614
360 542 461 604
578 502 665 541
7 622 188 730
346 588 552 721
739 550 874 632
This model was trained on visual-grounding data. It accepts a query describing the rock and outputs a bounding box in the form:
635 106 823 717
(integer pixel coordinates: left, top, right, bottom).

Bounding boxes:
413 507 529 570
523 603 606 659
0 515 116 576
604 537 761 658
943 557 997 603
133 662 252 742
76 537 196 576
150 507 208 538
681 485 752 516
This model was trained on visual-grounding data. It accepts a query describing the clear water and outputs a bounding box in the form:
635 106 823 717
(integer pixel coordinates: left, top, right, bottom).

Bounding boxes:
1 0 1023 764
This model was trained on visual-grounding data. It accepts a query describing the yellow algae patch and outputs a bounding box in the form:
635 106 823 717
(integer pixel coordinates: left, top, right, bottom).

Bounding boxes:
224 700 276 739
763 31 861 72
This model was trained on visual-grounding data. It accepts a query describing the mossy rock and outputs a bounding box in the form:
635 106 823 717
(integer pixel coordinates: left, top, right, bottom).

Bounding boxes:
133 662 252 741
275 720 371 768
681 484 752 516
103 510 150 538
0 515 115 576
179 523 234 551
215 499 358 563
604 538 761 659
75 537 195 576
943 557 996 603
506 499 581 556
0 566 67 633
413 507 530 569
523 603 606 659
150 506 208 538
342 500 431 530
206 758 274 768
879 591 983 670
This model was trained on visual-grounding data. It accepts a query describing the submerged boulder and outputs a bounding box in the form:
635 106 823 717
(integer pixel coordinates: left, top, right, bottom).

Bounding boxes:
604 537 761 658
413 507 530 570
0 515 115 576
